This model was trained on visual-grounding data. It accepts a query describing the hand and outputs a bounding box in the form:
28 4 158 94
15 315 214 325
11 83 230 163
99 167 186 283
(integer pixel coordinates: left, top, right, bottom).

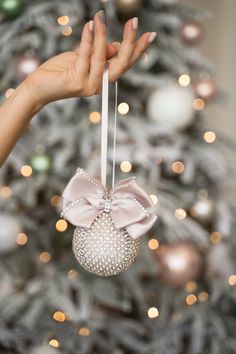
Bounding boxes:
24 10 157 110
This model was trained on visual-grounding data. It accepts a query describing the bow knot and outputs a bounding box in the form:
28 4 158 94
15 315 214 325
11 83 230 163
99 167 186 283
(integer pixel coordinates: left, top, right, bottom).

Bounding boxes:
61 168 157 239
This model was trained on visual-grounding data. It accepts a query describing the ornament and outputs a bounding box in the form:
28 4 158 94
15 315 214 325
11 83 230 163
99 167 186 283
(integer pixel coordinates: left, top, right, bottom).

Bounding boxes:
147 84 194 130
0 214 21 254
115 0 143 16
30 152 51 173
17 54 40 80
180 20 204 46
61 168 157 277
190 198 214 224
155 243 202 288
194 79 217 101
0 0 23 18
61 69 157 277
32 346 59 354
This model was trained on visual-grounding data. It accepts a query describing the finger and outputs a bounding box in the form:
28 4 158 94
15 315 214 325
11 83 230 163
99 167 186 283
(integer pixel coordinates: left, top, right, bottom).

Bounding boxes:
88 10 107 91
109 18 138 81
75 20 94 79
130 32 157 65
106 44 118 60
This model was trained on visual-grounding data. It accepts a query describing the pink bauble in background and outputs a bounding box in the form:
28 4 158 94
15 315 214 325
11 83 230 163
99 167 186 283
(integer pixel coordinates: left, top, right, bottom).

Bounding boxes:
17 55 40 80
180 20 204 46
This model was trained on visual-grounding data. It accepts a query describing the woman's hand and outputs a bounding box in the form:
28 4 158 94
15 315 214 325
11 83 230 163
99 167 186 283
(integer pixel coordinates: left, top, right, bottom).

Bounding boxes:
24 10 156 110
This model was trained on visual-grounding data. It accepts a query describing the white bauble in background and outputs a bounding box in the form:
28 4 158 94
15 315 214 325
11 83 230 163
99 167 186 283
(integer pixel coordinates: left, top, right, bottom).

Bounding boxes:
32 346 59 354
0 214 21 253
147 84 195 130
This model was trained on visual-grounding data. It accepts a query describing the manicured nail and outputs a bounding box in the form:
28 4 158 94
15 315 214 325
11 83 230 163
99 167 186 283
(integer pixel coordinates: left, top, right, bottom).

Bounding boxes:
98 10 106 24
89 20 94 32
148 32 157 43
132 17 138 30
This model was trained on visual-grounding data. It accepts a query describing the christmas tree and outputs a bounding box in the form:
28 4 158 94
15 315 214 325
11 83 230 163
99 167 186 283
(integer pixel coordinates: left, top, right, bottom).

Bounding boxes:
0 0 235 353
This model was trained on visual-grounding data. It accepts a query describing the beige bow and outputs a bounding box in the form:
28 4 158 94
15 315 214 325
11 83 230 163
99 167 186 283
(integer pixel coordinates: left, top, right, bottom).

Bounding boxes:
61 168 157 239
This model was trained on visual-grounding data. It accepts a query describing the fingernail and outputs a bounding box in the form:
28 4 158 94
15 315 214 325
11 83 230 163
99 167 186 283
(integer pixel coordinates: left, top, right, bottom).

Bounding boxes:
98 10 106 24
132 17 138 31
89 20 94 32
148 32 157 43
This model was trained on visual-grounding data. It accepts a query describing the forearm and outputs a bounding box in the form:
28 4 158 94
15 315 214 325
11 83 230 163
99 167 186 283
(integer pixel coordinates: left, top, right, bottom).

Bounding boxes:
0 81 42 167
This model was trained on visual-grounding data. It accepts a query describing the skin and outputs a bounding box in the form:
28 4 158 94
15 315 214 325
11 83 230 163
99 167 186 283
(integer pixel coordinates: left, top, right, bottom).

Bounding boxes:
0 11 156 167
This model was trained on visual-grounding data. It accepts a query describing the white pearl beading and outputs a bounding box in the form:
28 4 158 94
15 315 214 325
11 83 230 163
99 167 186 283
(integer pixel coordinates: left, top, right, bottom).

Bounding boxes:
76 167 105 197
61 197 86 218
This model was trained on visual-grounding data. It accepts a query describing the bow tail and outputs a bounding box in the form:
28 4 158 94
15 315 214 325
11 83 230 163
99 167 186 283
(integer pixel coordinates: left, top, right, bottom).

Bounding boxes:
126 214 158 239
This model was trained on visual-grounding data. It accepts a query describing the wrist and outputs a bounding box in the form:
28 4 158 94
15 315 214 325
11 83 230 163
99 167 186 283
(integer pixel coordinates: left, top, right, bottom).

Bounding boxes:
22 77 45 115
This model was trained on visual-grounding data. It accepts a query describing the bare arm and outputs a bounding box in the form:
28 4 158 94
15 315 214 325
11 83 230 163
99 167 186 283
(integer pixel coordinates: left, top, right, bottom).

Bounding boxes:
0 11 156 167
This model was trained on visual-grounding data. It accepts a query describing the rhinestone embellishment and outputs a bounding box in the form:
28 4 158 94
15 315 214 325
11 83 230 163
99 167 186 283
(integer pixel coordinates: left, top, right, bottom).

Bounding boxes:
72 212 140 277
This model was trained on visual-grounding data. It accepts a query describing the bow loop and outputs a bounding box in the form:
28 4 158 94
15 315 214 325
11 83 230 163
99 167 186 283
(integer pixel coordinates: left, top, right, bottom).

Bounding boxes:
61 169 157 239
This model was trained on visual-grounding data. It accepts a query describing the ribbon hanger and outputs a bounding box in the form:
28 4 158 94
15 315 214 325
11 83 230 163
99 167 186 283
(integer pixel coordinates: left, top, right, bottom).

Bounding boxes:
101 68 118 189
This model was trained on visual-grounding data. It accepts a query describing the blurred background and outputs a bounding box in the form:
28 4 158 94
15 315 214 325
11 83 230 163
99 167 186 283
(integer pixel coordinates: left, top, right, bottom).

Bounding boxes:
0 1 236 354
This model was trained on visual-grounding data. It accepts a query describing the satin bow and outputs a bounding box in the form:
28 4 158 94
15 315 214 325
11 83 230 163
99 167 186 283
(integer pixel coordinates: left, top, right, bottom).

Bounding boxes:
61 168 157 239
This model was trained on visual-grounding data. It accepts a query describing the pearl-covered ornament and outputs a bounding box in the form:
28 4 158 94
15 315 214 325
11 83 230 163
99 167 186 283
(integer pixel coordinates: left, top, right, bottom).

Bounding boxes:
147 84 195 130
0 214 21 254
73 211 140 277
31 345 59 354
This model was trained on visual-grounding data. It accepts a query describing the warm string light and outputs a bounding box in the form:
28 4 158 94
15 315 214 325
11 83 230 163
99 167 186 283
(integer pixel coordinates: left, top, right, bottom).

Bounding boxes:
49 339 59 348
149 194 158 205
53 311 66 323
20 165 33 177
63 26 73 36
185 281 197 292
118 102 129 115
50 195 62 207
203 131 216 143
193 98 205 110
5 88 15 98
68 269 79 279
228 275 236 286
56 219 68 232
198 291 209 302
172 161 185 174
178 74 191 87
148 238 159 250
89 111 101 124
39 252 51 264
120 160 132 173
185 294 197 305
175 208 187 220
148 307 159 319
78 327 90 336
210 231 222 244
57 15 70 26
16 233 28 246
0 186 12 198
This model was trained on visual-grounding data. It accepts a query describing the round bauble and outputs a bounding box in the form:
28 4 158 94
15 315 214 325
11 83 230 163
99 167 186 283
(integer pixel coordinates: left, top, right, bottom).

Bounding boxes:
155 243 202 288
0 214 21 254
190 198 214 224
115 0 143 16
180 20 204 46
147 84 195 131
17 55 40 80
194 79 217 101
32 345 59 354
30 152 51 173
0 0 23 18
73 212 140 277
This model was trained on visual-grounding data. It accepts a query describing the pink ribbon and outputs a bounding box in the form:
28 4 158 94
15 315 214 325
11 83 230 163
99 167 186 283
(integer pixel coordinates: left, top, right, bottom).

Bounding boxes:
61 168 157 239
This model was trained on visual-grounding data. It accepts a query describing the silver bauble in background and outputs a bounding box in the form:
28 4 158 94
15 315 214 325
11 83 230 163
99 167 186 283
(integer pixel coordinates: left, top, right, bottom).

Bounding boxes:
0 214 21 254
147 84 195 131
72 212 140 277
